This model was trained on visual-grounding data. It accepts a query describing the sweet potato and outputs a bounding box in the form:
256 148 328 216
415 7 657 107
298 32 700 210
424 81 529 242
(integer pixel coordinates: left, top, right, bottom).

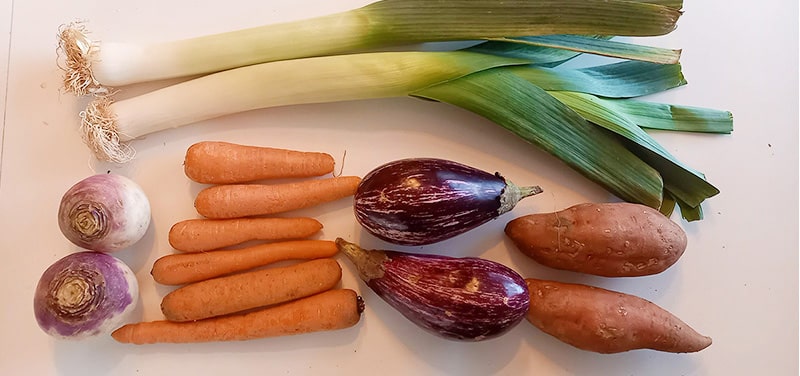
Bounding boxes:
505 202 687 277
525 278 711 354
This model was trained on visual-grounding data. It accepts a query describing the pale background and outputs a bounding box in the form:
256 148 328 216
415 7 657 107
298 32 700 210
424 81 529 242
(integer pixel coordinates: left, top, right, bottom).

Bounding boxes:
1 1 797 375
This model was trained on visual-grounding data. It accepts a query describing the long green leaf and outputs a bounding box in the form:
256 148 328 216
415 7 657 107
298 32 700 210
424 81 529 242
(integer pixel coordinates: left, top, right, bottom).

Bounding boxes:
508 61 687 98
604 99 734 133
659 190 703 221
659 191 677 217
412 69 664 208
486 35 681 64
548 91 719 211
676 196 704 221
464 35 613 67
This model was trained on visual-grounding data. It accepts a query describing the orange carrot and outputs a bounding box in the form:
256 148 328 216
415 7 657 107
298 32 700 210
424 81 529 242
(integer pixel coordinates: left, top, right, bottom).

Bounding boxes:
161 258 342 322
113 289 364 344
152 240 339 285
194 176 361 219
184 141 336 184
169 217 323 253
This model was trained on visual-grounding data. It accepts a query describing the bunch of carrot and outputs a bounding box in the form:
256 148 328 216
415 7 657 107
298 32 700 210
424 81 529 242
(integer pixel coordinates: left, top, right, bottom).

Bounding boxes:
112 141 365 344
186 141 362 219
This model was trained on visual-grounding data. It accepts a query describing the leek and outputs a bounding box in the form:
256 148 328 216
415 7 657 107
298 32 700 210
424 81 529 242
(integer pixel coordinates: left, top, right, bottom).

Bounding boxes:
58 0 682 95
77 49 732 217
69 0 733 219
79 51 528 163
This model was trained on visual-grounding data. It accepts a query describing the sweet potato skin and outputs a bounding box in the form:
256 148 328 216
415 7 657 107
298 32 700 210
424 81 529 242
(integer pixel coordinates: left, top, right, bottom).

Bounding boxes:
505 202 687 277
525 278 711 354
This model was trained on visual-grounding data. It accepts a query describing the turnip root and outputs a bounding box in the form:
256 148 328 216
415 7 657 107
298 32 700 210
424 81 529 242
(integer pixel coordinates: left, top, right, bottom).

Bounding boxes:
505 202 686 277
525 278 711 354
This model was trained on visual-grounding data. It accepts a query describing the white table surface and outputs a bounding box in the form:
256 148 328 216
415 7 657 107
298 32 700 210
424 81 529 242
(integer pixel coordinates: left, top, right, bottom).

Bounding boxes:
1 1 797 375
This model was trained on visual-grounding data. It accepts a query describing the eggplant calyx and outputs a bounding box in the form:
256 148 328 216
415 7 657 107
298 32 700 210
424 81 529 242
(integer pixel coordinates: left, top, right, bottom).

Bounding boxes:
499 178 543 215
335 238 388 282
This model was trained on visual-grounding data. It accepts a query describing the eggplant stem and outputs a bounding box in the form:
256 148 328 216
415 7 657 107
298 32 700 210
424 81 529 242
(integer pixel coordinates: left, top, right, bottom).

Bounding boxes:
335 238 388 282
499 181 543 215
519 185 544 198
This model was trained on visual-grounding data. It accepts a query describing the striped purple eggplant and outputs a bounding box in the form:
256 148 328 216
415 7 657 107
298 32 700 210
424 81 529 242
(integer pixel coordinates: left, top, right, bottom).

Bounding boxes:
335 238 529 341
354 158 542 246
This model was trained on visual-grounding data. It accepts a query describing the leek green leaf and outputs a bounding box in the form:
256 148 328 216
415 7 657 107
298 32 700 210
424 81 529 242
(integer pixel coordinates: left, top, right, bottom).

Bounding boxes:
659 192 677 217
508 61 687 98
675 194 704 221
464 36 613 67
412 69 664 208
486 35 681 65
547 91 719 210
603 99 734 133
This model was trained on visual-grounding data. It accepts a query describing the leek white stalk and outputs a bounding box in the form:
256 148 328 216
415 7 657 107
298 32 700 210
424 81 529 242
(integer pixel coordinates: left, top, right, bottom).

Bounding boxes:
80 51 527 163
58 0 682 95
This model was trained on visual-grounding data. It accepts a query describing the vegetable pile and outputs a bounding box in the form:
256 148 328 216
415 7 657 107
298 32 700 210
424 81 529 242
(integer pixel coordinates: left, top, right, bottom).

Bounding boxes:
110 142 364 344
57 0 732 220
351 156 710 352
35 137 713 358
41 0 725 361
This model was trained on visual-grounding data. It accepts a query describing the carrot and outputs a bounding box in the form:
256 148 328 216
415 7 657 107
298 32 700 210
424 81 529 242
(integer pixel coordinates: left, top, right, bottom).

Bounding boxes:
161 258 342 322
184 141 336 184
152 240 339 285
113 289 364 344
169 217 323 253
194 176 362 219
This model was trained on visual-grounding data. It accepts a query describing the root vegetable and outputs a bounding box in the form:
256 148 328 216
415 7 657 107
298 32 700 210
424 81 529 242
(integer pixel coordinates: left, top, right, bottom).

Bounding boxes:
58 173 151 253
34 252 139 340
152 240 339 285
112 289 364 344
194 176 361 219
161 258 342 322
505 202 687 277
184 141 335 184
169 217 323 253
525 278 712 353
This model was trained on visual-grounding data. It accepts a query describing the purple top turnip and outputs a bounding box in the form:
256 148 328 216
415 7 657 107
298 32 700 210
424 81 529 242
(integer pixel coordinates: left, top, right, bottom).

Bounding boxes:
58 173 151 253
34 251 139 340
